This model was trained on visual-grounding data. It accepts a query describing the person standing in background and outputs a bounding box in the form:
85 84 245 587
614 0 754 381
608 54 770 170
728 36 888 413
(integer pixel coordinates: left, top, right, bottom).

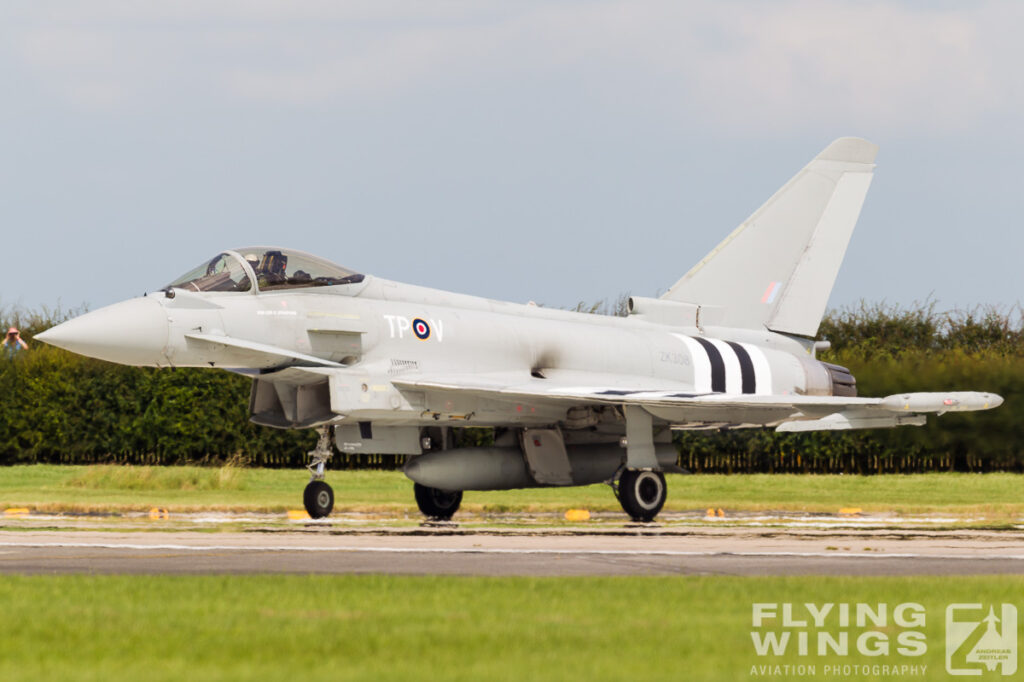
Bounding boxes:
2 327 28 358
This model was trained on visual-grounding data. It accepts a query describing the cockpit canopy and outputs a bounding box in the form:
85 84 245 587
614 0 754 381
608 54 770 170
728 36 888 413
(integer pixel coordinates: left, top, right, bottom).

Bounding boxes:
165 247 364 293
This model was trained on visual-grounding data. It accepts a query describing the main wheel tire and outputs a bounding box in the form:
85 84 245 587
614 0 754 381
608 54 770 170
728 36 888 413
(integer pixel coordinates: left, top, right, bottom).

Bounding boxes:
618 470 666 522
414 483 463 520
303 480 334 519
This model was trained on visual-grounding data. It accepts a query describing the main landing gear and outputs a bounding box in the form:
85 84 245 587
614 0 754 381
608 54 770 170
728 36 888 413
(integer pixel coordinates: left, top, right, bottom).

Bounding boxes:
615 469 667 523
303 426 335 518
413 483 462 520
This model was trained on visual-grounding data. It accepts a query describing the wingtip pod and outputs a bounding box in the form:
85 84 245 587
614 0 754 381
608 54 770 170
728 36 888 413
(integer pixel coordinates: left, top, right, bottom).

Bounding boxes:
880 392 1004 413
815 137 879 165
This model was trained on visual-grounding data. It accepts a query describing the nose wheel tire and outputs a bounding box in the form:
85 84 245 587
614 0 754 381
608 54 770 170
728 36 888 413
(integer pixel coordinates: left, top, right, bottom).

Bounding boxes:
618 470 666 522
303 480 335 518
414 483 463 520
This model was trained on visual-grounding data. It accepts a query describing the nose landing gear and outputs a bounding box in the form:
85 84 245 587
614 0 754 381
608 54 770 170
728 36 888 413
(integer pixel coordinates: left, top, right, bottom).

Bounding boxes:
303 426 335 518
304 479 334 518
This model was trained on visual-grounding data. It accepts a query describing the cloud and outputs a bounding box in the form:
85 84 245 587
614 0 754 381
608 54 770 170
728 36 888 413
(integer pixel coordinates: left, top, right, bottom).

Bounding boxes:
4 1 1021 132
673 1 1007 132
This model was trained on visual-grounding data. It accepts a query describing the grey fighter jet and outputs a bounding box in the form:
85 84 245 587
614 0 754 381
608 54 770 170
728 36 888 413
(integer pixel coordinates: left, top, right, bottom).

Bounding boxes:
37 138 1002 522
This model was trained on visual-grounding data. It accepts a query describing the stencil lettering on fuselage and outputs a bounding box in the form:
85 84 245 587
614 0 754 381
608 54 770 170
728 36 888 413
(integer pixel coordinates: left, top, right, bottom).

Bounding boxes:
671 334 771 395
383 315 445 342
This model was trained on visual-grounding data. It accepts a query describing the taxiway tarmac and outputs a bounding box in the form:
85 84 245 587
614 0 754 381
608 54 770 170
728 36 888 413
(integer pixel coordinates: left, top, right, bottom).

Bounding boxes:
3 526 1024 576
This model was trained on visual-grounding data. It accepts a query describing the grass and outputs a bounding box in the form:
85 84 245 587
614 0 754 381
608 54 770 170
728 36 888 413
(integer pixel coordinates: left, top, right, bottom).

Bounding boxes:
65 464 246 492
1 465 1024 515
0 574 1019 681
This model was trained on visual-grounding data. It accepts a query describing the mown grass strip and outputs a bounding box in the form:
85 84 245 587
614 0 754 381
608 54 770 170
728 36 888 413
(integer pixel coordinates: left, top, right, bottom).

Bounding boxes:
0 574 1019 681
1 465 1024 515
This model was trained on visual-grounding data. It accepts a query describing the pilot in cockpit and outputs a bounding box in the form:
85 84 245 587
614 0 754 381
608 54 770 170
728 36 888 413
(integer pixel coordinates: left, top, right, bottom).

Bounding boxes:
260 251 289 286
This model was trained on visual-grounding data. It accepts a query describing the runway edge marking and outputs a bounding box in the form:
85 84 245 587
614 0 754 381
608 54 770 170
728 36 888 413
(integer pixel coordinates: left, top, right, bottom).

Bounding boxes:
2 541 1024 561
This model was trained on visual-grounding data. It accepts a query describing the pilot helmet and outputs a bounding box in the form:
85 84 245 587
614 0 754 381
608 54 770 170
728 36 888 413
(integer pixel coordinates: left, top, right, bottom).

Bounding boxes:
264 250 287 275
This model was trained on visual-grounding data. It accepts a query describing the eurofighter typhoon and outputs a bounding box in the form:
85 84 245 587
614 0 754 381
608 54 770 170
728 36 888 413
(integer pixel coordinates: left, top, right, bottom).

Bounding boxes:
38 138 1002 521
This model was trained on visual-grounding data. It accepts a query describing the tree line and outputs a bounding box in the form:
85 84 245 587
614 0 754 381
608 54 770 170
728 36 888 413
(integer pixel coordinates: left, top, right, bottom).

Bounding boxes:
0 301 1021 472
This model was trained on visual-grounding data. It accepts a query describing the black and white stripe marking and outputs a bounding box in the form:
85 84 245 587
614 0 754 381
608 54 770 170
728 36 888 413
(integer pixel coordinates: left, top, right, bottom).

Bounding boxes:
672 334 772 394
692 337 726 392
728 342 757 394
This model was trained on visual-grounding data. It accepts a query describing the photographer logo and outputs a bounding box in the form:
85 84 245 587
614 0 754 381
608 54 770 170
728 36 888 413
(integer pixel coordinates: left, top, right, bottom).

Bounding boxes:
946 604 1017 676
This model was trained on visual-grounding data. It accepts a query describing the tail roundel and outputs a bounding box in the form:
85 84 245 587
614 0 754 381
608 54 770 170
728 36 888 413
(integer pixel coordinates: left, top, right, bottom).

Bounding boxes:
662 137 878 338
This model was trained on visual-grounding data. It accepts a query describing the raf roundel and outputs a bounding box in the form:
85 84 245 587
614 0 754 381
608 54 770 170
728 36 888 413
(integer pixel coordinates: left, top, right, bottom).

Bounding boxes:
412 318 431 340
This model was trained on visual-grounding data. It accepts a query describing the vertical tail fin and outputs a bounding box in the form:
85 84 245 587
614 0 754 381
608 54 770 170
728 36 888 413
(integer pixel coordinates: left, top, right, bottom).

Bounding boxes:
662 137 878 337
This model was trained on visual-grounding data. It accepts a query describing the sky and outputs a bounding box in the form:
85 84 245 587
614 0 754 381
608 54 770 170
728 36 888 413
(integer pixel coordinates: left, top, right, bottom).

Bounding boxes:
2 1 1022 317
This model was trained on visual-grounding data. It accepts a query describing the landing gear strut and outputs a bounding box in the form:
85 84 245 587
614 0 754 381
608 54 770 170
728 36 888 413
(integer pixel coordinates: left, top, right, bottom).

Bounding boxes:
616 469 667 522
414 483 462 520
304 426 335 518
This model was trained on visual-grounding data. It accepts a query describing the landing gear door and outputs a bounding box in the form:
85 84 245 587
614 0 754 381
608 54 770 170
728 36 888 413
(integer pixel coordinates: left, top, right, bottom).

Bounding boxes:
335 424 422 455
521 429 573 486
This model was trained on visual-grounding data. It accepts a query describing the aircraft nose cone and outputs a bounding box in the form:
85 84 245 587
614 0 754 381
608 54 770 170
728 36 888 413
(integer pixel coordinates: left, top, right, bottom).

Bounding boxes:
36 297 169 366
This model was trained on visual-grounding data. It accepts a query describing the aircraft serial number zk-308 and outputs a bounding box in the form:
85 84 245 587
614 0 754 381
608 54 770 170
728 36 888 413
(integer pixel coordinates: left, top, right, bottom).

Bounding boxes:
38 138 1002 522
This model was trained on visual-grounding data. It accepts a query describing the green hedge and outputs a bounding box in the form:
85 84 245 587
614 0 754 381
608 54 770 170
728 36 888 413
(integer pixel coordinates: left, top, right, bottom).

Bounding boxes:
0 347 316 466
682 302 1024 473
1 302 1022 471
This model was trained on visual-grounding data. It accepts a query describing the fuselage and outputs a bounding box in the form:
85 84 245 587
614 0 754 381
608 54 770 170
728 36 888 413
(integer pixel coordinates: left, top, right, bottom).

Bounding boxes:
39 266 850 434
